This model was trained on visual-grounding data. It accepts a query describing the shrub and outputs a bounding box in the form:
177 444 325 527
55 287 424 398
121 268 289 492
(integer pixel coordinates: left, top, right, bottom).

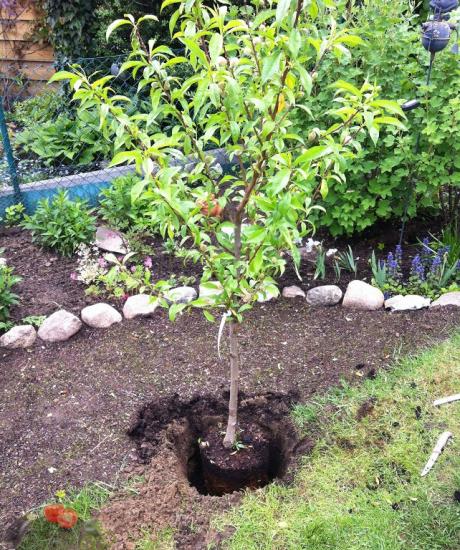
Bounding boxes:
22 190 96 256
98 175 154 231
295 0 460 235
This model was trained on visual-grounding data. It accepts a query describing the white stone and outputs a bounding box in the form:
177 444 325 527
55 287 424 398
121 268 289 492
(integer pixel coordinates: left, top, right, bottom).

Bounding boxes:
38 310 82 342
298 238 322 263
81 303 122 328
430 291 460 308
165 286 197 304
0 325 36 349
123 294 159 320
342 280 384 311
95 226 128 254
282 285 306 299
0 257 7 267
307 285 342 306
385 294 431 312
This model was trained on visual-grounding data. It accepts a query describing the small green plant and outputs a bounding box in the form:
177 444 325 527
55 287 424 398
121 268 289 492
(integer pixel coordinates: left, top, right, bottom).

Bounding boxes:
336 246 358 278
21 191 96 256
332 259 341 282
1 203 26 227
314 250 326 281
370 250 388 289
0 264 21 323
22 315 46 328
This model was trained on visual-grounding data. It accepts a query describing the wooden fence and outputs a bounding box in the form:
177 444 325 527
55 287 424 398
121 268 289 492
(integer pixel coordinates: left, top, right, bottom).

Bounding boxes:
0 3 55 100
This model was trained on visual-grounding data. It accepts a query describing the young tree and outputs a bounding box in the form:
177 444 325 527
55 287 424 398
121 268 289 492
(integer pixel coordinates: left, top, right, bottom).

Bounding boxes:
54 0 404 448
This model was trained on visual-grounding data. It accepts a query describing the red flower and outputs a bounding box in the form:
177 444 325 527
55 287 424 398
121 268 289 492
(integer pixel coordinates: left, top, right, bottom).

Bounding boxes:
43 504 65 523
56 508 78 529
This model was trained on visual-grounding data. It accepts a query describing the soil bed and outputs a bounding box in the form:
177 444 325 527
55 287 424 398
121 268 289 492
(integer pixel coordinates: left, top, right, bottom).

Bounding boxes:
1 224 460 548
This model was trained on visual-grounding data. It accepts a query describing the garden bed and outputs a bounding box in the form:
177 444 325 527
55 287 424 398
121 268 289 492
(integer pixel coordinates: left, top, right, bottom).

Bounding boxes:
2 227 460 547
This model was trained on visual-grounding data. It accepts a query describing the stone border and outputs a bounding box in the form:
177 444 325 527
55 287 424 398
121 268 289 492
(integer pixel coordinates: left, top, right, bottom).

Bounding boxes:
1 282 459 350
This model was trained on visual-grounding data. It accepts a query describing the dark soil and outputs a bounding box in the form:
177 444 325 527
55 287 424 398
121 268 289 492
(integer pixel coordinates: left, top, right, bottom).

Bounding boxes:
1 226 460 548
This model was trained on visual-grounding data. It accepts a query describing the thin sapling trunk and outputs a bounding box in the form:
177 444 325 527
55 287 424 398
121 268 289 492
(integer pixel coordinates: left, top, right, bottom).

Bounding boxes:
223 321 240 448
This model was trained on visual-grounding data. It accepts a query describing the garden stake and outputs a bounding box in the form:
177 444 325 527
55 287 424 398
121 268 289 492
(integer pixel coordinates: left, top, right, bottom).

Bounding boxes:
420 431 452 476
0 96 22 204
433 393 460 406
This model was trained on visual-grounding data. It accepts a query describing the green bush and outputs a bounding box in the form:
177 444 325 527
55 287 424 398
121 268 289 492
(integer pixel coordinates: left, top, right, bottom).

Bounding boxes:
98 175 155 231
15 111 113 166
0 263 21 323
295 0 460 235
22 190 96 256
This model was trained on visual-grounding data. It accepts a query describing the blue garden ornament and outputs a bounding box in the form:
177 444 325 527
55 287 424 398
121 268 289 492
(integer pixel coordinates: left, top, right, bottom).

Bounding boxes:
422 20 452 52
429 0 459 14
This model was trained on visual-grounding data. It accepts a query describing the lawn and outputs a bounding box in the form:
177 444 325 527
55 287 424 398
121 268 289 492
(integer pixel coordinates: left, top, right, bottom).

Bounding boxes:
214 333 460 549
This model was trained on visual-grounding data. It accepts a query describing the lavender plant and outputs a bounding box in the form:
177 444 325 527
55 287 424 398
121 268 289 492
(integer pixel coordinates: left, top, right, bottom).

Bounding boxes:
372 240 460 300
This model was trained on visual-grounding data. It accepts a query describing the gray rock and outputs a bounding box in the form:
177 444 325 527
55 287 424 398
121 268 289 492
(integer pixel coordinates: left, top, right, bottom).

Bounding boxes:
95 226 128 254
385 294 430 312
307 285 342 306
282 285 306 299
165 286 197 304
123 294 159 320
342 280 384 311
430 291 460 308
0 325 36 349
38 310 82 342
81 303 122 328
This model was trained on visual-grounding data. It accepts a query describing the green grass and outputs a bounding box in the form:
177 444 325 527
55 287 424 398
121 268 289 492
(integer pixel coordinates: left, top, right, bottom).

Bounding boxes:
133 527 175 549
214 334 460 549
18 482 112 550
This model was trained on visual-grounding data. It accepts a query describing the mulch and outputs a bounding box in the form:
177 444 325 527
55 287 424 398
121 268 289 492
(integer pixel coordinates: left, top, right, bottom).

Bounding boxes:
1 226 460 548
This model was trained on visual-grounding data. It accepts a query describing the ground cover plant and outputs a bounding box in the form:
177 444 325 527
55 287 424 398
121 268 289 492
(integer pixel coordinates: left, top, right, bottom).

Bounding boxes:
214 332 460 549
56 0 403 455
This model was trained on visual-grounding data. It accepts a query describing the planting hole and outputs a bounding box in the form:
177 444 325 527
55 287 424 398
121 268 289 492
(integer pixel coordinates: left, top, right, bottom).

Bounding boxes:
129 392 300 496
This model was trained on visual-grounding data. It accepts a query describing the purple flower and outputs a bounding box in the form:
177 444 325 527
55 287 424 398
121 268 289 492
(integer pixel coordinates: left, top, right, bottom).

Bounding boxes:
410 255 425 281
143 256 153 269
430 252 442 273
130 265 136 273
70 272 77 281
98 257 107 268
387 251 399 277
395 244 403 263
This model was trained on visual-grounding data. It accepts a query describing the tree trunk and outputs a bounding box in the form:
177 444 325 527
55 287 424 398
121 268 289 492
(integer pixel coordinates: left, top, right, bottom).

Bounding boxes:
223 321 240 449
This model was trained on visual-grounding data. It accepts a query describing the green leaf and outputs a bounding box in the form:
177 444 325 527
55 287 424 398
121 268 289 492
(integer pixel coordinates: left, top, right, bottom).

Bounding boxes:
331 80 362 97
295 146 331 166
370 100 405 117
261 50 282 84
48 71 78 83
276 0 291 24
374 116 406 130
271 168 291 194
209 33 223 65
203 310 215 322
106 19 131 42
